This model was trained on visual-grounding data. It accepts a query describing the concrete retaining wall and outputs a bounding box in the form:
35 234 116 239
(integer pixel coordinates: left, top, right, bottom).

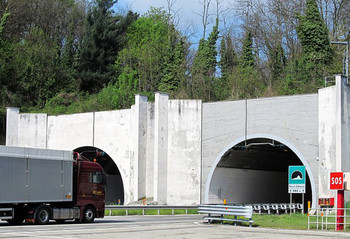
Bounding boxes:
6 75 350 206
202 94 319 206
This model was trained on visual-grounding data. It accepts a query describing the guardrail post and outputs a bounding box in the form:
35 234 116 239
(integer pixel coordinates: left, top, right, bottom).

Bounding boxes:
337 190 345 230
186 209 188 215
126 209 128 216
172 209 174 215
307 208 310 230
109 209 111 216
158 209 160 215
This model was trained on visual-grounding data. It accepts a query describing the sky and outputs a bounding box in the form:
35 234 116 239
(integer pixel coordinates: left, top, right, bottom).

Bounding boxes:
116 0 237 43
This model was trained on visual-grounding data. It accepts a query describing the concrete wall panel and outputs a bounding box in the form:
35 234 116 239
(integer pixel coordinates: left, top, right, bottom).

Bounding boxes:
94 109 132 204
202 94 319 205
6 108 19 146
47 113 93 150
202 100 246 202
167 100 201 205
318 86 336 199
146 103 155 198
18 113 47 148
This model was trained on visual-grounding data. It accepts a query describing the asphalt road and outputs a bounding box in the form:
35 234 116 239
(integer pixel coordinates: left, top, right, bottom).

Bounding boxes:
1 215 350 239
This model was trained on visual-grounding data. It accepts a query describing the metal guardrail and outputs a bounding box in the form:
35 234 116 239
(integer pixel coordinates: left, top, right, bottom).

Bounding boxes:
198 204 254 227
253 203 303 214
105 203 302 217
308 207 350 231
105 205 198 216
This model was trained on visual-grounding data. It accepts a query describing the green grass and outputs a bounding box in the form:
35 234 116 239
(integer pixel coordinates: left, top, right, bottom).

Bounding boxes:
216 213 309 230
252 213 308 230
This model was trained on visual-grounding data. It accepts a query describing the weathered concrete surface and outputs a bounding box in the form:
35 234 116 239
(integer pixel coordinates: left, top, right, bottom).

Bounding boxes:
6 107 19 146
94 109 133 204
319 76 350 202
47 112 94 150
154 93 169 204
18 113 47 149
5 75 350 207
318 86 336 199
202 94 319 206
167 100 201 205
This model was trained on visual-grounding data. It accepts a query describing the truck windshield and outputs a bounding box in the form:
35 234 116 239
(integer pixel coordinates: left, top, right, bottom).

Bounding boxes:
89 172 106 185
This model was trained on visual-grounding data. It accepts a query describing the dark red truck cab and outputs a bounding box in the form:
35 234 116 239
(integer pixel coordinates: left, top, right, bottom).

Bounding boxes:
0 146 106 225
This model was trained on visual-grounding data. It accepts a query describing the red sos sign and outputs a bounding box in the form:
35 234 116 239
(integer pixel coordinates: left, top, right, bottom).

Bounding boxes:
330 172 344 190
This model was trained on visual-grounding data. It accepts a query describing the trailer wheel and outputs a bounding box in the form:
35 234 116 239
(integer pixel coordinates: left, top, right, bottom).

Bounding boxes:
35 206 50 225
82 206 95 223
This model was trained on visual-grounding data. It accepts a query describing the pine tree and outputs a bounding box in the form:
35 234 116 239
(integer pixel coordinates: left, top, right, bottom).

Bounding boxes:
296 0 332 64
191 18 219 101
77 0 137 93
268 42 286 83
219 33 237 80
239 31 254 68
233 30 264 99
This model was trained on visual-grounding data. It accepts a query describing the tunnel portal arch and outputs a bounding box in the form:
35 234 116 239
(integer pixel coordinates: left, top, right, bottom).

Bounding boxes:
204 134 316 208
74 146 125 205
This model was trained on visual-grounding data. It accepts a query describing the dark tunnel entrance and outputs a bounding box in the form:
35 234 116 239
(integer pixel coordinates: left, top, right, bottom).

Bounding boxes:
74 146 124 205
208 138 312 211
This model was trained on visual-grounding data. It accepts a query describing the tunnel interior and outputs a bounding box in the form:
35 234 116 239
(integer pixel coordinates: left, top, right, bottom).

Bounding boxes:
74 146 124 205
209 138 311 209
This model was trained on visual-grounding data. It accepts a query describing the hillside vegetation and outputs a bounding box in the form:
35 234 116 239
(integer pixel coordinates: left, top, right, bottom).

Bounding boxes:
0 0 348 122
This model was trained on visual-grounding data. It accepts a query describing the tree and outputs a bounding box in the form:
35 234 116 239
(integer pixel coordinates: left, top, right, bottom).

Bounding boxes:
219 32 238 80
296 0 332 65
268 42 286 84
159 37 188 96
116 7 186 99
191 18 219 101
231 30 264 99
239 31 254 68
77 0 137 93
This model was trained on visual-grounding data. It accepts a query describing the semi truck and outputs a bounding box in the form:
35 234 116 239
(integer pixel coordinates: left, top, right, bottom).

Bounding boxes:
0 146 106 224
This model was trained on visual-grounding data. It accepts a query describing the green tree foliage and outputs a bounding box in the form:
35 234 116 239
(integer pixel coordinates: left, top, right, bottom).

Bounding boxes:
296 0 332 65
281 0 333 94
268 42 286 84
239 31 255 68
116 7 187 102
232 30 264 99
159 37 188 96
191 18 219 101
77 0 137 93
12 27 63 107
219 33 238 80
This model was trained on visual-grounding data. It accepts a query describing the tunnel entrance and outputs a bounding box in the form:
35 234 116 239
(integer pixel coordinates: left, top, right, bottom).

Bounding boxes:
74 146 124 205
207 137 313 210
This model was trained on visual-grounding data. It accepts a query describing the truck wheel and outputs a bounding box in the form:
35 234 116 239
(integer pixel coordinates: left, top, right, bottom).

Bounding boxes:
82 207 95 223
35 206 50 225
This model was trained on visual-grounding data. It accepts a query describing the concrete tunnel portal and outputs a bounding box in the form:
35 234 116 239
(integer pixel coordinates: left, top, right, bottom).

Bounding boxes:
206 136 314 210
74 146 124 205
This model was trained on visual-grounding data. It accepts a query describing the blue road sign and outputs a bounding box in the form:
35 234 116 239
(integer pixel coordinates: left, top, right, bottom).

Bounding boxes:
288 166 306 193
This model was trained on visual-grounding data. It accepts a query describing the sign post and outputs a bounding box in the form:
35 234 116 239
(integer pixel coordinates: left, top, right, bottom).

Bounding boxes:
288 166 306 213
330 172 344 231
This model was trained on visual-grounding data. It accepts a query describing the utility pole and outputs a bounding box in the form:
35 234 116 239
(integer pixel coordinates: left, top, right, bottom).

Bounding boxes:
331 41 349 79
